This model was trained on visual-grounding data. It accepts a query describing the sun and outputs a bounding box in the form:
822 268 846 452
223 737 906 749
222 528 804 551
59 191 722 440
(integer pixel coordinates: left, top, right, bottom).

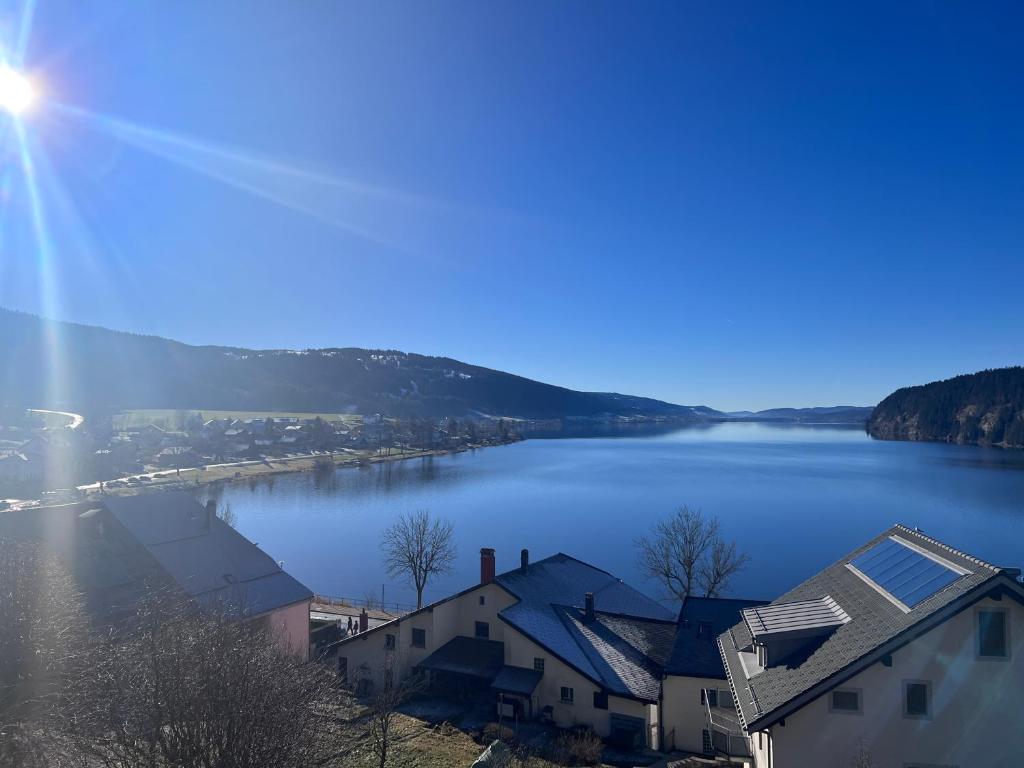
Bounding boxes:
0 66 35 115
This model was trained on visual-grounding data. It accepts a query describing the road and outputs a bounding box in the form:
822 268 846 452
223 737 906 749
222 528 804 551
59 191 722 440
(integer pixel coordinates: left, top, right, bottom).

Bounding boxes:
29 408 84 429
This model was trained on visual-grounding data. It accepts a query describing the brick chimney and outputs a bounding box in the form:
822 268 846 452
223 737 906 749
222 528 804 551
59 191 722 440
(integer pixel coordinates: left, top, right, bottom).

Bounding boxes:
520 548 529 572
359 609 368 633
480 547 496 584
584 592 595 622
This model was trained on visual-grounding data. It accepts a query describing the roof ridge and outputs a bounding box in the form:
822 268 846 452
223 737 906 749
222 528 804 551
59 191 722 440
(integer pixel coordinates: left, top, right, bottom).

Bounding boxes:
893 523 998 572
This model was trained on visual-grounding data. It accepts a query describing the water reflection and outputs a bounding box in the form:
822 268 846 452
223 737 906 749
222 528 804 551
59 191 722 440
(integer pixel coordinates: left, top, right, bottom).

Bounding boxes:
206 424 1024 609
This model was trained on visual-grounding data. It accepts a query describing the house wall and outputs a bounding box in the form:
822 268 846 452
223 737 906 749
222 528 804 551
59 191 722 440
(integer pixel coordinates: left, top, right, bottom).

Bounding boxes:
262 598 310 659
756 595 1024 768
504 628 655 745
334 579 661 747
338 581 517 688
662 674 733 754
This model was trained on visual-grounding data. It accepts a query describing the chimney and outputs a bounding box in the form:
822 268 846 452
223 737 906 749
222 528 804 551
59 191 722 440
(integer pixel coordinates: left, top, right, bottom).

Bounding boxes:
204 499 217 530
520 549 529 572
359 609 368 633
584 592 595 622
480 547 496 584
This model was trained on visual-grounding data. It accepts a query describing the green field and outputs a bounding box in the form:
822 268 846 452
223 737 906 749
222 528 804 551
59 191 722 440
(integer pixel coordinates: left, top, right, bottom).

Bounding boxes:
113 409 363 430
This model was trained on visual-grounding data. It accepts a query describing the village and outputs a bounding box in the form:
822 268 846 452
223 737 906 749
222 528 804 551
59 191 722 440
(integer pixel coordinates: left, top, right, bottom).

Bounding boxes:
2 485 1020 768
0 407 521 501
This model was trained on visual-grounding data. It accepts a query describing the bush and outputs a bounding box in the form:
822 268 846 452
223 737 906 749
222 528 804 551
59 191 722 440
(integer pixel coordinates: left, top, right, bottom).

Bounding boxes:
550 728 603 766
482 722 515 743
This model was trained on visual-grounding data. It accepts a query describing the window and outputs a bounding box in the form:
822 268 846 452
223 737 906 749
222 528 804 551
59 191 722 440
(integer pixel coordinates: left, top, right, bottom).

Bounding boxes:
978 609 1008 658
719 689 733 709
533 657 545 673
479 595 486 606
701 688 718 707
903 681 930 719
829 689 861 714
474 621 489 639
385 634 395 651
411 628 426 648
593 690 608 710
560 686 574 704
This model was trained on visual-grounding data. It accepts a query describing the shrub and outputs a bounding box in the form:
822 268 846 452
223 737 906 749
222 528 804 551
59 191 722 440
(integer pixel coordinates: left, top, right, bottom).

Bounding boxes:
482 722 515 743
550 728 603 766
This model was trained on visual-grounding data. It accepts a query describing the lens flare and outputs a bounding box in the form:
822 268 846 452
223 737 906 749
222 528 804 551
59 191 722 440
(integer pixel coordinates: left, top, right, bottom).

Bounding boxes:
0 66 35 115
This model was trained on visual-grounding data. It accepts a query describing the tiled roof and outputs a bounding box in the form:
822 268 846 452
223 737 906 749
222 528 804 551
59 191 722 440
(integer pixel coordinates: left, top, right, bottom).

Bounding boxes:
666 597 768 678
719 524 1018 731
495 553 674 702
105 492 312 619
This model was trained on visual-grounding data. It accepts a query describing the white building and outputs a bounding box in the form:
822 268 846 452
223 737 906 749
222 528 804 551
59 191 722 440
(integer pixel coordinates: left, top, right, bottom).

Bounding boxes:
718 524 1024 768
335 548 679 748
332 547 758 752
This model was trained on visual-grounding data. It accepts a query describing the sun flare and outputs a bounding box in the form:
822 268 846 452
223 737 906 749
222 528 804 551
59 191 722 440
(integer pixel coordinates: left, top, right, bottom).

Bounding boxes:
0 66 35 115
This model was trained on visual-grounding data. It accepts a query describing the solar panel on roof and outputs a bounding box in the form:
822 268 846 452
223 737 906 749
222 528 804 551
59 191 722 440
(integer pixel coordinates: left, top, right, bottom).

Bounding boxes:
848 537 965 608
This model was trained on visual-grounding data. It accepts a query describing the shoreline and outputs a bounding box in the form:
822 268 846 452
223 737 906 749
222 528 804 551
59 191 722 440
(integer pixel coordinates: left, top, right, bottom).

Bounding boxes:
76 437 522 500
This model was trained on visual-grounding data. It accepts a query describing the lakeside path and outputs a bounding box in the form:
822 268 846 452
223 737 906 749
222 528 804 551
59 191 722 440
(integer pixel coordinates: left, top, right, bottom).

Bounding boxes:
76 439 520 498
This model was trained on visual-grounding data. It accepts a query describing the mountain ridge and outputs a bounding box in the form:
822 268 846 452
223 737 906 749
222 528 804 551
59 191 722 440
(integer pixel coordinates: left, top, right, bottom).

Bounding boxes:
0 308 713 420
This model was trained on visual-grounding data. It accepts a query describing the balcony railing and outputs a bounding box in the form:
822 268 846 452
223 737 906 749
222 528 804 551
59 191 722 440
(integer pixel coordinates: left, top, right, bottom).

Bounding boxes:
703 689 752 758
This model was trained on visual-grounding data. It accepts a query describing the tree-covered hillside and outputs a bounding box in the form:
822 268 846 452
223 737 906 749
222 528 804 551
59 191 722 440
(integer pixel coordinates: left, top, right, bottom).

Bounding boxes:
868 367 1024 448
0 308 712 421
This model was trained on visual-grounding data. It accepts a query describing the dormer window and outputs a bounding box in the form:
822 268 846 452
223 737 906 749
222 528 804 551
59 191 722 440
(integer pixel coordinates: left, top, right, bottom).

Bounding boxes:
742 596 850 669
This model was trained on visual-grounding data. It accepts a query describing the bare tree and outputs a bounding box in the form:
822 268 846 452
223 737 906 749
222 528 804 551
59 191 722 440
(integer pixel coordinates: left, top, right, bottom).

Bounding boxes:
850 740 875 768
216 501 238 528
64 595 348 768
0 538 91 768
381 510 456 609
363 655 422 768
636 506 749 601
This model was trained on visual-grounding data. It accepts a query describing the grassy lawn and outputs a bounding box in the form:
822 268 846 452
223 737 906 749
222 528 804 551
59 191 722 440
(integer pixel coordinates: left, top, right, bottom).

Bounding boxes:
113 409 363 430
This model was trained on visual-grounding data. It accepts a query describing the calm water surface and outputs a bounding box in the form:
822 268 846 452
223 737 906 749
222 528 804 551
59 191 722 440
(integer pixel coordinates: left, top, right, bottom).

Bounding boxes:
205 423 1024 608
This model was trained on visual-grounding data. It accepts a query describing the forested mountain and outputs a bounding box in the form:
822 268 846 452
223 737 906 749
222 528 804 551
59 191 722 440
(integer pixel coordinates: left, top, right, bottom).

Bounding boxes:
868 368 1024 449
728 406 873 424
0 308 715 420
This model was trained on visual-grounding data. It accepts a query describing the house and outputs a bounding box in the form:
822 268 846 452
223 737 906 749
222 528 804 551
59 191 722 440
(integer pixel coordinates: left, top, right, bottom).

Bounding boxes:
154 446 200 468
0 492 313 658
661 596 767 755
717 524 1024 768
334 547 681 749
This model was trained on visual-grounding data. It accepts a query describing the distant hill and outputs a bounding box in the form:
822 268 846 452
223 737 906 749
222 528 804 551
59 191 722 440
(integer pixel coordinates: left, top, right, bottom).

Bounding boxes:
0 308 715 421
868 367 1024 449
727 406 873 425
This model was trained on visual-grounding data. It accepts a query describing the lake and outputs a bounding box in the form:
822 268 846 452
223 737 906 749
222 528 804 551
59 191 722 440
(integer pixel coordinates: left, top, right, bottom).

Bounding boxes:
203 423 1024 610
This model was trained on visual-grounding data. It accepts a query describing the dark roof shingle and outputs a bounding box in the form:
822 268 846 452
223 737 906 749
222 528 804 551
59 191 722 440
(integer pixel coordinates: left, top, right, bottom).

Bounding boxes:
719 524 1019 730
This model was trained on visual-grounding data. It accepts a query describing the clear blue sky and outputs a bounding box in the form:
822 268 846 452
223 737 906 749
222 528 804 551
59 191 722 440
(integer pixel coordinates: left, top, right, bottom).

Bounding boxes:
2 1 1022 410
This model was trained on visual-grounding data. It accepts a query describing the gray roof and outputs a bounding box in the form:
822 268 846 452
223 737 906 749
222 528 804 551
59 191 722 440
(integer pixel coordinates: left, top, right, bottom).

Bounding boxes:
491 665 543 696
496 553 675 702
742 595 849 640
719 524 1022 731
104 492 312 619
666 597 768 679
418 636 505 679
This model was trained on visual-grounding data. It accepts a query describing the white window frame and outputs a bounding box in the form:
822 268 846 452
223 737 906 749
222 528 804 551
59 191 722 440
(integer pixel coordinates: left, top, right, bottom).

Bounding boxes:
902 679 931 720
975 606 1010 660
828 688 863 715
560 686 574 704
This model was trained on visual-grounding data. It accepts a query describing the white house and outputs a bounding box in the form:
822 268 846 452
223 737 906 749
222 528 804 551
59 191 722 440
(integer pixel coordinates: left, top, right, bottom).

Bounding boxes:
334 548 681 749
717 524 1024 768
661 596 767 755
